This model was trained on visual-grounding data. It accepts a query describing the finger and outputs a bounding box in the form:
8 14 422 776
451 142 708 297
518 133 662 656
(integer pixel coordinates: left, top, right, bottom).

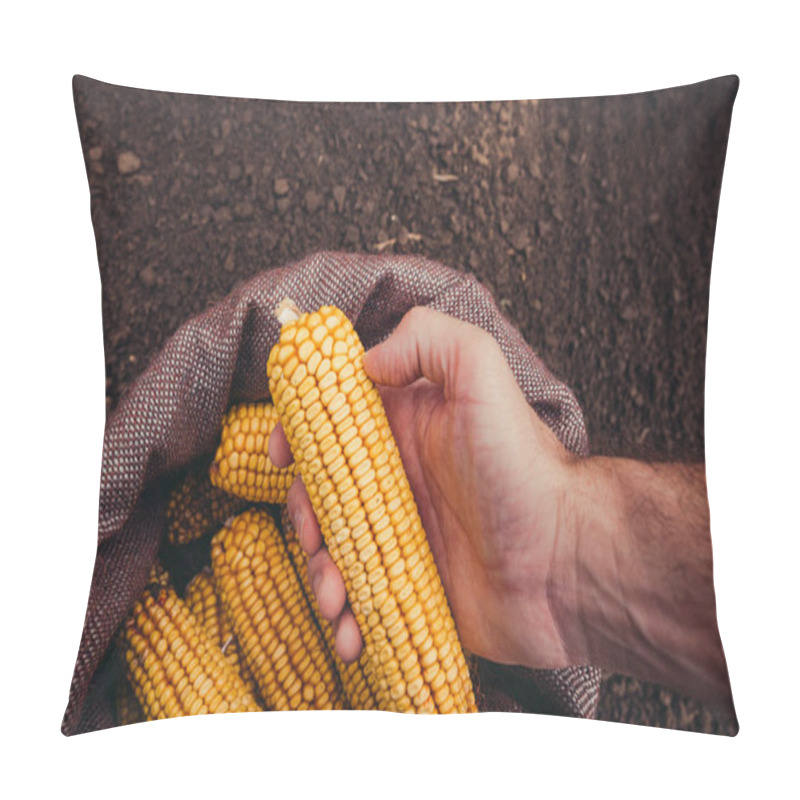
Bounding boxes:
333 610 363 664
267 421 293 468
286 479 323 555
362 305 492 394
307 547 347 621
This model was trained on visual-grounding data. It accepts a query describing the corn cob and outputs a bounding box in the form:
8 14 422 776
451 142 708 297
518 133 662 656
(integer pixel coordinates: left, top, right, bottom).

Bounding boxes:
211 509 346 711
166 464 249 545
184 567 260 700
120 583 261 719
209 402 296 503
280 505 377 710
267 300 477 713
115 675 145 726
116 564 167 725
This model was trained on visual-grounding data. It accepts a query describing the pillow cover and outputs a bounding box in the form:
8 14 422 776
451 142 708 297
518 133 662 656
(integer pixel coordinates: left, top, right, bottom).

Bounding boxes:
64 75 738 735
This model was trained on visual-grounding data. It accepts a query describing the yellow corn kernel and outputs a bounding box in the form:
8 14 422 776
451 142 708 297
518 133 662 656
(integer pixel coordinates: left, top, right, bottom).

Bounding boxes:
120 584 261 719
267 301 477 713
209 402 297 503
211 509 346 711
148 560 171 588
166 464 249 545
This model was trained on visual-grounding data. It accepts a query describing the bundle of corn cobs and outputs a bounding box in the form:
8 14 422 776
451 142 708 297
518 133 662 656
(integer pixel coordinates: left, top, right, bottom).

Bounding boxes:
116 301 477 723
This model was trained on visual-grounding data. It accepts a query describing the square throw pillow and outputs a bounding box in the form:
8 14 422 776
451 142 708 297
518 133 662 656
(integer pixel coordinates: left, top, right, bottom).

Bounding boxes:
64 75 738 735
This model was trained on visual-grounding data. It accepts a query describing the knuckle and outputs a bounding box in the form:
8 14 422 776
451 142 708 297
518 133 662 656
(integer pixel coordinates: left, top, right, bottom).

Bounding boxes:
470 327 502 364
402 305 429 327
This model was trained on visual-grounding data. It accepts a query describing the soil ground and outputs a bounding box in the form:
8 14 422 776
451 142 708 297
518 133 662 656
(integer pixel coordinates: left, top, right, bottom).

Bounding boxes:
74 75 738 734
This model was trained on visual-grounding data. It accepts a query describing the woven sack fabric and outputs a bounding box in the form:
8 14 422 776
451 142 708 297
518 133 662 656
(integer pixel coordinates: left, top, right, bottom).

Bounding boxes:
62 250 602 734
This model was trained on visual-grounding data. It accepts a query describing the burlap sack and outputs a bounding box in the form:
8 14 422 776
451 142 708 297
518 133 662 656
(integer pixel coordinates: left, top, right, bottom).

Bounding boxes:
62 251 602 735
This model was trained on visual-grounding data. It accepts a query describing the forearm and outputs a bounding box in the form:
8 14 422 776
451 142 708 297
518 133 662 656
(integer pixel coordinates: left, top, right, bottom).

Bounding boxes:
560 457 733 712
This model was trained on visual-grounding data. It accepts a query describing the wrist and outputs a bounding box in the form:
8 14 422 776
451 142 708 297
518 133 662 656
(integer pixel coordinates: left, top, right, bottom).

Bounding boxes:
508 414 618 670
550 455 630 669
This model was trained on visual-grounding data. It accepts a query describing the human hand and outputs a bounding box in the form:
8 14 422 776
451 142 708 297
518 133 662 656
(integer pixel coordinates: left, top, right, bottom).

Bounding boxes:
269 306 582 670
269 305 735 713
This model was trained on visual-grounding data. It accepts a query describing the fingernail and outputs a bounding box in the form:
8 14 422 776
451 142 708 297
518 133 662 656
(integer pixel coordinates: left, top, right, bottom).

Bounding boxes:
312 572 323 598
286 490 302 537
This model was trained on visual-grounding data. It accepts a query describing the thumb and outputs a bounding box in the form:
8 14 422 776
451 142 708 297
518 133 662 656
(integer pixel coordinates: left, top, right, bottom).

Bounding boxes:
362 306 491 394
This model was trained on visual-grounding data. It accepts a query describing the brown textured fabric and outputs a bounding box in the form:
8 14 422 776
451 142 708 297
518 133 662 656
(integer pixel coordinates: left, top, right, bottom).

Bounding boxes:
62 251 600 734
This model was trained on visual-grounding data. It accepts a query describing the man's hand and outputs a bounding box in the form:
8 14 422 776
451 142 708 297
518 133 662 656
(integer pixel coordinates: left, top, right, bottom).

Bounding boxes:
269 306 581 669
269 306 735 714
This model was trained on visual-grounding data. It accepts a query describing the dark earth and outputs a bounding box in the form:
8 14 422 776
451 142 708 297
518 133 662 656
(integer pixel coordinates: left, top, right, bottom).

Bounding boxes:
74 75 738 734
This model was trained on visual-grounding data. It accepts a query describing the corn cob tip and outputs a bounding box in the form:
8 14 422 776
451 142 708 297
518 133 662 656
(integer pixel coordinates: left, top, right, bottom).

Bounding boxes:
168 464 249 545
211 402 296 504
275 297 303 325
122 582 261 718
